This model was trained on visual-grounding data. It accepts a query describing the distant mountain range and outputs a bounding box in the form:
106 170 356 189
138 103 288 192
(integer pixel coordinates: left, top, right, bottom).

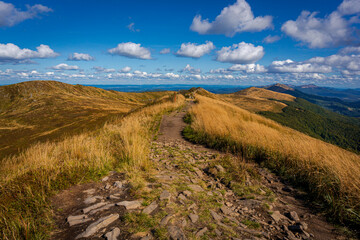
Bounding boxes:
264 83 360 118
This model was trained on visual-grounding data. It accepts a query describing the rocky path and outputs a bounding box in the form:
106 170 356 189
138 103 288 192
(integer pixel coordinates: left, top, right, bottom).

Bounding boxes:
51 103 347 240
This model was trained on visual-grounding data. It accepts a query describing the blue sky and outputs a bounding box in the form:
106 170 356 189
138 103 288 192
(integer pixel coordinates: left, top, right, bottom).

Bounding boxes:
1 0 360 87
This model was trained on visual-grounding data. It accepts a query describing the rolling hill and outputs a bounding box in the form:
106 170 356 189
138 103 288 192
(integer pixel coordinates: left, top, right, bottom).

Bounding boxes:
0 81 171 160
265 83 360 117
221 87 360 153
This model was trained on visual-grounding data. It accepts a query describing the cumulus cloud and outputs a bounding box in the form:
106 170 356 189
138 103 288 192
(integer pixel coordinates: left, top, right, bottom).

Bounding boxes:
209 68 232 74
108 42 151 60
0 43 58 63
338 0 360 15
175 41 215 58
263 35 281 43
190 0 273 37
216 42 264 64
179 64 201 74
160 48 171 54
0 1 52 27
68 53 94 61
51 63 79 70
120 66 132 73
281 0 360 48
268 59 332 73
92 66 115 73
229 63 267 73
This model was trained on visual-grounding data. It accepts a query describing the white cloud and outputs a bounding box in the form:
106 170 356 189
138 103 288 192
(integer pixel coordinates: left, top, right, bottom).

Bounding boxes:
209 68 232 74
216 42 264 64
338 0 360 15
93 66 115 73
0 1 52 27
51 63 79 70
179 64 201 74
120 66 132 73
160 48 171 54
339 46 360 54
127 22 140 32
176 41 215 58
263 35 281 43
0 43 58 63
190 0 273 37
164 72 180 78
68 53 94 61
108 42 151 60
281 0 360 49
268 59 332 73
229 63 267 73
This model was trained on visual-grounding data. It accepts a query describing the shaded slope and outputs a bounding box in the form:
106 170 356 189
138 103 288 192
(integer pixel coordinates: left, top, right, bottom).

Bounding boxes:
265 84 360 117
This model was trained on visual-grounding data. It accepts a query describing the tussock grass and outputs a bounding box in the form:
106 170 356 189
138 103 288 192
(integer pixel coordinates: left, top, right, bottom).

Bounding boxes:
184 94 360 229
0 93 185 239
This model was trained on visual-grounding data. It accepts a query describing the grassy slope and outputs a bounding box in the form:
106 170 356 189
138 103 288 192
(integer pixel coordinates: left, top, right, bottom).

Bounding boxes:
223 87 360 153
0 81 170 160
260 98 360 153
0 82 185 239
183 93 360 231
221 87 295 113
266 84 360 117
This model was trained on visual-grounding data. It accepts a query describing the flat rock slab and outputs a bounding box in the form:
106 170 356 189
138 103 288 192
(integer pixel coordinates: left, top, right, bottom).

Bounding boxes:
142 201 158 215
160 214 173 226
271 211 286 223
82 202 107 214
196 227 208 238
117 200 142 210
188 213 199 223
188 184 204 192
67 215 91 227
84 196 103 205
160 190 171 201
168 226 187 240
89 203 115 215
75 213 119 239
210 210 222 222
105 227 120 240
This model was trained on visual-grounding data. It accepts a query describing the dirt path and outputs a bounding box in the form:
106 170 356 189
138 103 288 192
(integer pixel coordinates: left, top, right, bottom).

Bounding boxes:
51 102 347 240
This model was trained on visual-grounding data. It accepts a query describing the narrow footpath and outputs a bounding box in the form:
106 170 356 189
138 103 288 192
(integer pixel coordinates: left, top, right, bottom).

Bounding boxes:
51 102 347 240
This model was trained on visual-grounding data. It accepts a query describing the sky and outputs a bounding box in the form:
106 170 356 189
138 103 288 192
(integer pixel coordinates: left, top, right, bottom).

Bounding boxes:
1 0 360 87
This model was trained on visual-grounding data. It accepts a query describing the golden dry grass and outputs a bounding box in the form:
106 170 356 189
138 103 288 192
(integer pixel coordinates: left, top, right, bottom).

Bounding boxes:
0 93 185 239
0 81 171 160
221 87 295 113
187 94 360 225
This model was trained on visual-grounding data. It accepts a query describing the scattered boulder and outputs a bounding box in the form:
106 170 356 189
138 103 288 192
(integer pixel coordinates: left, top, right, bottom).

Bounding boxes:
160 190 171 201
82 202 107 214
116 200 142 210
188 184 204 192
288 211 300 222
195 227 208 238
168 225 187 240
104 227 120 240
160 214 173 226
102 176 109 182
67 215 91 226
84 196 102 205
271 211 285 223
89 203 115 215
113 181 123 189
188 213 199 223
142 201 158 215
210 210 222 222
220 206 232 216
